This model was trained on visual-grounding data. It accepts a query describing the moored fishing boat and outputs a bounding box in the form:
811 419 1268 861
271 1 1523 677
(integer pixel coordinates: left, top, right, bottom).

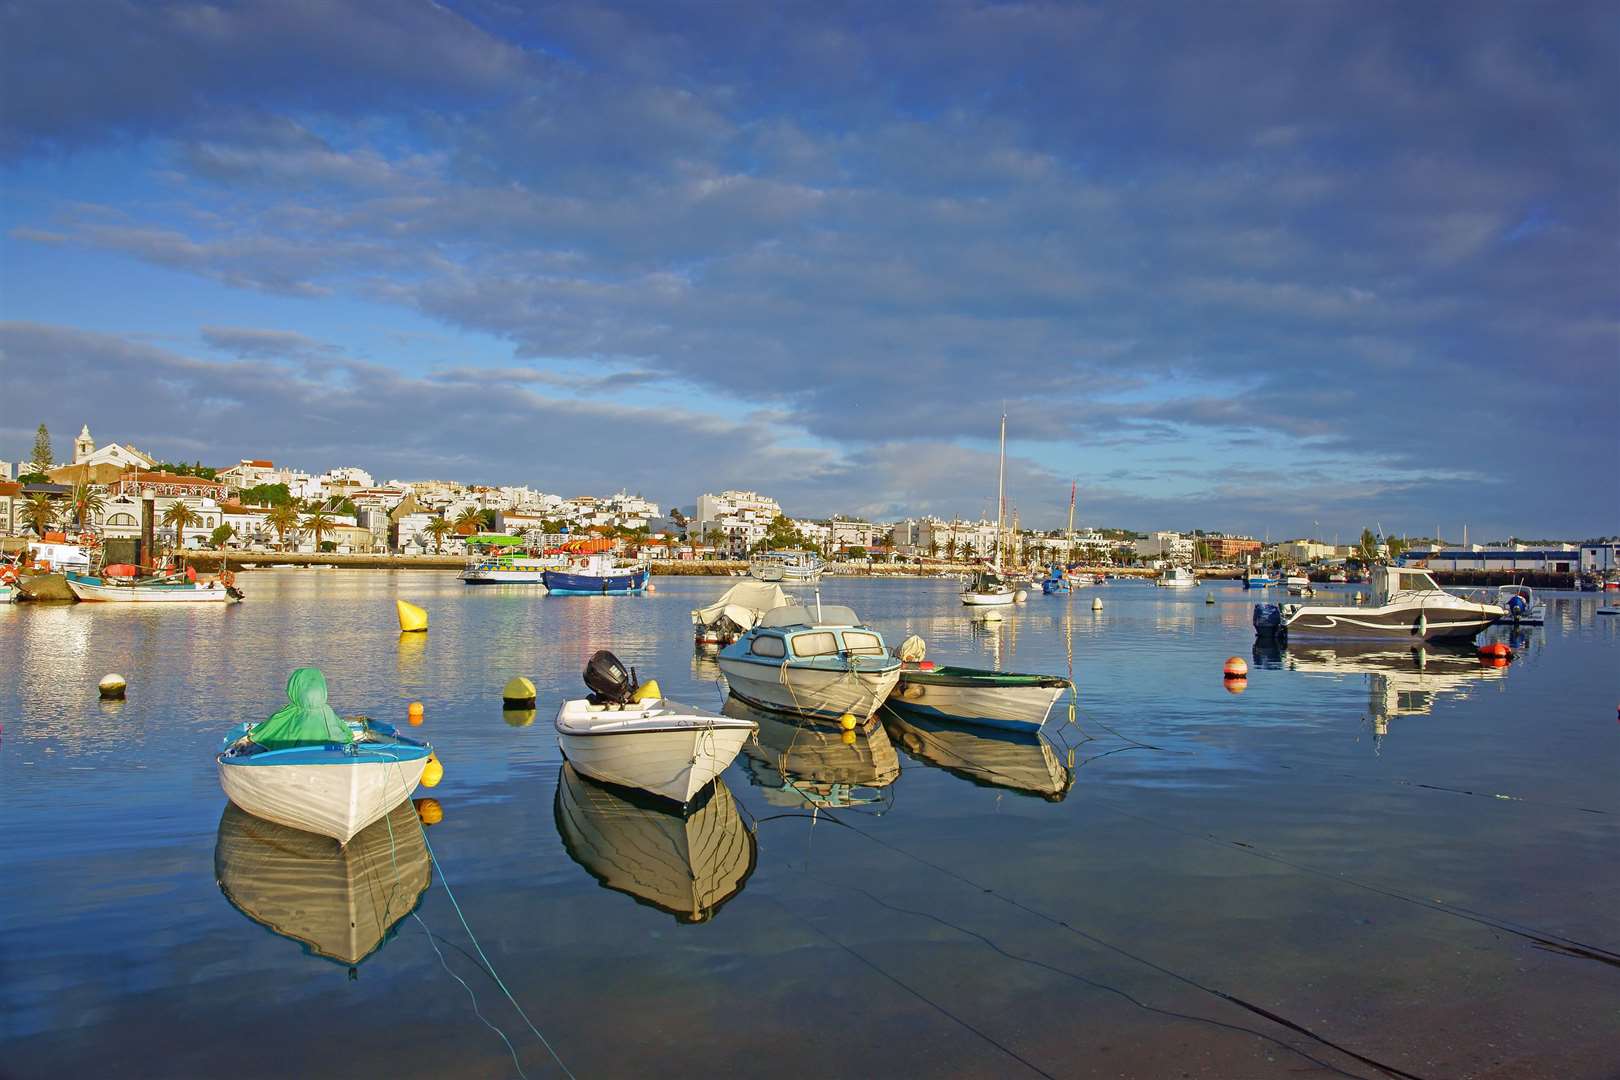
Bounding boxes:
749 549 824 584
716 603 902 725
542 552 650 595
214 800 431 965
889 659 1070 734
67 568 242 603
556 651 756 805
554 763 756 923
461 551 565 585
218 669 433 844
1155 566 1199 588
692 580 791 646
1494 584 1545 625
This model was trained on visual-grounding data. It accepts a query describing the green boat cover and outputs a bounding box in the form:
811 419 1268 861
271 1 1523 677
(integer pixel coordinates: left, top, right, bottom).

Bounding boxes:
250 668 354 749
902 665 1068 688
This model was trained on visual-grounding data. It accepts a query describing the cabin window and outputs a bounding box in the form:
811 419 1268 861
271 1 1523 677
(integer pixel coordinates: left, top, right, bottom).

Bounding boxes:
749 635 786 659
791 631 839 657
840 631 884 655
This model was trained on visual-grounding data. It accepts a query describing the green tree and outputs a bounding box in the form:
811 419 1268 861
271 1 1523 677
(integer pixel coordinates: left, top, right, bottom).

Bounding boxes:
31 424 53 472
162 501 201 552
20 492 59 536
1357 528 1379 563
68 483 106 529
452 506 484 536
749 514 821 555
267 504 300 550
210 523 234 548
945 536 958 561
425 517 455 553
240 483 293 507
301 507 336 550
1387 536 1406 560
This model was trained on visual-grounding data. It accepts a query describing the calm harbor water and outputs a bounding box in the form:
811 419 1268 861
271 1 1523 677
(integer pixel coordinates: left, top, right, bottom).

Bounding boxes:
2 572 1617 1079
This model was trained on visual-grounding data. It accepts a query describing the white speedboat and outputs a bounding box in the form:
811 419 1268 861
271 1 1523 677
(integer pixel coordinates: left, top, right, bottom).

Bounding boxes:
214 800 432 965
554 763 756 923
1254 565 1503 642
1155 567 1199 588
1494 584 1545 625
1285 572 1311 589
716 603 902 724
692 580 792 646
749 549 824 584
556 651 756 805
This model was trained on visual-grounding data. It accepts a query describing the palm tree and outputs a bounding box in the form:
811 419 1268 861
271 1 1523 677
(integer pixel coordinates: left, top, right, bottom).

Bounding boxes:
69 483 106 530
425 517 455 554
162 501 202 554
20 492 59 537
266 504 300 550
452 506 484 537
945 536 958 562
302 507 336 552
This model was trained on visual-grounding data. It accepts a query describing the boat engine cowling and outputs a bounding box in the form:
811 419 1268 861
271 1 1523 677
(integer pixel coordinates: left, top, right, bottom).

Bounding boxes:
1252 603 1284 636
1507 594 1528 614
583 649 638 705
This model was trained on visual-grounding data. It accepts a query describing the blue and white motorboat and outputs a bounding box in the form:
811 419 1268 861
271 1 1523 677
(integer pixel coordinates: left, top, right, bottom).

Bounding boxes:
1040 565 1071 594
1245 571 1278 589
1494 585 1545 625
542 553 651 595
716 603 902 725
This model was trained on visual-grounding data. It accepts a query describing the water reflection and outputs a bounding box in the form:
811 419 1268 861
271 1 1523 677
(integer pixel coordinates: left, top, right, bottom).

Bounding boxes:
554 762 755 924
1281 642 1509 748
213 800 431 967
881 708 1074 801
724 696 901 809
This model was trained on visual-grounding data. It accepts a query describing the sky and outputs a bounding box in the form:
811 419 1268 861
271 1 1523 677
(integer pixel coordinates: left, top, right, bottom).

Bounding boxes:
1 1 1615 540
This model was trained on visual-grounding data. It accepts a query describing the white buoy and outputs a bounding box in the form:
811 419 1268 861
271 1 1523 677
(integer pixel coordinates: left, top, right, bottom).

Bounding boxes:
1091 597 1103 611
99 673 127 700
1015 589 1029 603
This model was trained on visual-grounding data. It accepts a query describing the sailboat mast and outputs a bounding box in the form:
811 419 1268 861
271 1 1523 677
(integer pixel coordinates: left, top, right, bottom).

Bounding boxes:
994 413 1006 574
1066 481 1076 564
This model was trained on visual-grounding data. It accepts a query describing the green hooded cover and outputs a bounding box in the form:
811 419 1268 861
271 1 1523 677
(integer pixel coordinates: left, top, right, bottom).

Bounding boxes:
251 668 354 749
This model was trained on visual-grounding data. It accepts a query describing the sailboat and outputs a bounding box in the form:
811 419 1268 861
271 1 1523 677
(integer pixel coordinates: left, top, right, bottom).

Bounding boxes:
961 413 1017 607
1041 482 1082 594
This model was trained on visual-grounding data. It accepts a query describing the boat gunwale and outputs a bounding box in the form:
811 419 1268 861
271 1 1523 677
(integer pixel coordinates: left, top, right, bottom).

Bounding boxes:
898 665 1069 689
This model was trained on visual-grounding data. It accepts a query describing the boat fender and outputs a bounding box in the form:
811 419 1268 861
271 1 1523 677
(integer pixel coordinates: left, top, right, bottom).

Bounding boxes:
631 679 661 703
838 713 857 731
421 754 444 788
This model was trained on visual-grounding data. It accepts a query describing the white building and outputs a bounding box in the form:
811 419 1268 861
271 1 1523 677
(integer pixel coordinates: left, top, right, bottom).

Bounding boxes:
71 425 155 471
96 494 225 548
916 518 1000 560
321 466 373 490
695 490 781 530
1133 531 1195 564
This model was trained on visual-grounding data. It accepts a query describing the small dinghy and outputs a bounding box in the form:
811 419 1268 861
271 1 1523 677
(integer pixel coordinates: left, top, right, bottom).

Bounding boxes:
218 669 433 844
888 636 1070 734
555 651 757 806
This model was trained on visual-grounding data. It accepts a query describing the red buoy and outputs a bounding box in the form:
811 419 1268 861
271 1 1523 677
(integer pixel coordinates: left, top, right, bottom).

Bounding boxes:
1223 656 1248 679
1477 642 1512 660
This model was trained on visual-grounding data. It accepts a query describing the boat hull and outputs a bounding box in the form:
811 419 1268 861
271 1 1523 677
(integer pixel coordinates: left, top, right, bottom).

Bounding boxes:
960 589 1016 606
716 655 900 723
890 670 1067 733
1279 603 1501 642
217 753 427 844
542 568 649 595
461 570 550 585
68 574 236 602
558 725 751 805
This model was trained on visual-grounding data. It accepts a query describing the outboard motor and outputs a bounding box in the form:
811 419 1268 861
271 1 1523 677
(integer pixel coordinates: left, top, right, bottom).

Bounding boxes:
1252 603 1284 637
583 649 637 705
1507 594 1528 615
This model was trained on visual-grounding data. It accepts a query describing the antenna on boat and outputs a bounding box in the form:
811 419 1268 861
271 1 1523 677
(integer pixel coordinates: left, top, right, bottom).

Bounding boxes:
814 582 823 621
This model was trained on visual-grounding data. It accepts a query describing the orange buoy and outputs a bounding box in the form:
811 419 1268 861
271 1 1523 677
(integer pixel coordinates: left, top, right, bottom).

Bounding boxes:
1223 656 1248 679
408 701 425 724
1477 642 1513 661
1224 677 1248 695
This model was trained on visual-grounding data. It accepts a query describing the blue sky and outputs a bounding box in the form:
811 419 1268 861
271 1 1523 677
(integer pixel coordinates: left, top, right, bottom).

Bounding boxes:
1 1 1615 539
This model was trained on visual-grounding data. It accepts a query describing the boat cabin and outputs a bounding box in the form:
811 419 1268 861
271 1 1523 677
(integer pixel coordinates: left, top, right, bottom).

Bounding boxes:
741 604 888 662
1371 565 1445 600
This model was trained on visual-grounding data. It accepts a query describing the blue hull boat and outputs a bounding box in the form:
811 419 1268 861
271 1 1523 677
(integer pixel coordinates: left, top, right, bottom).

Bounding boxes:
543 567 650 595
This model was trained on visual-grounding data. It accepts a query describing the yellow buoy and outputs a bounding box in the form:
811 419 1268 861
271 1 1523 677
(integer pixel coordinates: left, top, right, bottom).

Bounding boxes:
631 678 662 703
502 676 537 708
415 798 444 825
98 673 127 700
421 754 444 788
504 708 537 728
839 713 857 731
841 730 857 745
396 599 428 633
407 701 425 725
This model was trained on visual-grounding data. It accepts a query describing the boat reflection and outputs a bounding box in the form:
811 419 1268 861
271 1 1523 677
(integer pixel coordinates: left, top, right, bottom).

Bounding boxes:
724 696 900 809
1282 642 1509 747
881 707 1074 801
554 762 755 924
214 800 431 967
